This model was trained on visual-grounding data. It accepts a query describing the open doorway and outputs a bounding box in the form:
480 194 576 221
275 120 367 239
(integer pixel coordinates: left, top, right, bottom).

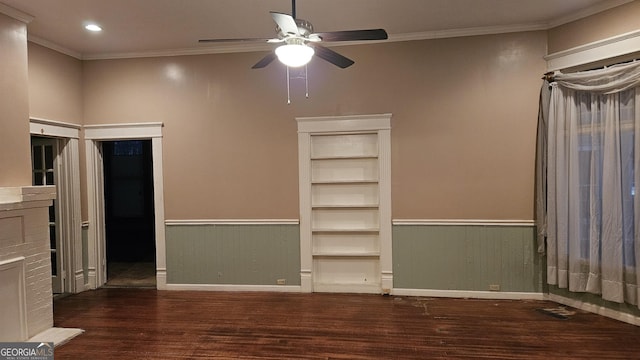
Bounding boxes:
84 122 165 290
102 140 156 288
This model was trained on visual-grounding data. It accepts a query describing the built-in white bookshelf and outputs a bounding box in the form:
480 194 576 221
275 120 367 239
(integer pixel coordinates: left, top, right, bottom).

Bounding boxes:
297 115 392 294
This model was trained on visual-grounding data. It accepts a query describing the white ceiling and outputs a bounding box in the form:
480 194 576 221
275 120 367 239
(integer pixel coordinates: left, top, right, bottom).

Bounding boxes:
0 0 634 60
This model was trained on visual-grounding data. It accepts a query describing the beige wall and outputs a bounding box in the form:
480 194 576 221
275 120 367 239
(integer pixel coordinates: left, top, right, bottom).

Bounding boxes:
82 53 302 219
26 43 87 218
28 43 83 124
83 31 546 220
390 33 545 220
20 4 640 222
548 0 640 54
0 13 30 186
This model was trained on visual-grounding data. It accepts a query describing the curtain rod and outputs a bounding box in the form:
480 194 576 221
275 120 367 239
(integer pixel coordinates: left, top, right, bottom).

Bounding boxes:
542 72 555 82
543 58 640 83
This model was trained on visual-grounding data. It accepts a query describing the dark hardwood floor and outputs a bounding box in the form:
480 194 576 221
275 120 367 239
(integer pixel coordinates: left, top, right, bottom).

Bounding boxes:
53 288 640 359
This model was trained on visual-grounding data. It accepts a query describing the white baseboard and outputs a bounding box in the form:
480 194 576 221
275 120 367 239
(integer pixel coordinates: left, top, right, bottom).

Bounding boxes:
87 270 96 290
156 269 167 290
313 283 382 294
381 272 393 295
163 284 545 299
74 272 85 293
548 293 640 326
300 271 312 293
164 283 302 292
392 288 545 300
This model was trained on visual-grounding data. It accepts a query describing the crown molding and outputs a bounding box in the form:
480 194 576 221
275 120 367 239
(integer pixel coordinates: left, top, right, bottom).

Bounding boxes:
0 3 33 23
388 23 548 43
28 35 82 59
22 0 634 61
80 23 549 61
81 42 275 60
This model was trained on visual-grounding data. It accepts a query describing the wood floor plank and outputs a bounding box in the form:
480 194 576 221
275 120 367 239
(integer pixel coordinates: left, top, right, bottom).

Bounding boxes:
53 289 640 359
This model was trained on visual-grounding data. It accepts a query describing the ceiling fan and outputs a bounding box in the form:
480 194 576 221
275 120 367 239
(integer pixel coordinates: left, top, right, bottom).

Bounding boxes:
199 0 388 69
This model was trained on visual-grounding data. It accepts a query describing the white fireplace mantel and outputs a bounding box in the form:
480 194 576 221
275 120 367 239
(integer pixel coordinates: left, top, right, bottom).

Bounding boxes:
0 186 56 211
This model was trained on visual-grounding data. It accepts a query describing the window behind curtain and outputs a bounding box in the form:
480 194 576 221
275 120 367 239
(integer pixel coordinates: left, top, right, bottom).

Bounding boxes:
576 89 636 269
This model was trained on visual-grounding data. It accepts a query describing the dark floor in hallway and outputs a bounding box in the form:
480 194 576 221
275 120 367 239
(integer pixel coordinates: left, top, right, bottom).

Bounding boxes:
105 262 156 288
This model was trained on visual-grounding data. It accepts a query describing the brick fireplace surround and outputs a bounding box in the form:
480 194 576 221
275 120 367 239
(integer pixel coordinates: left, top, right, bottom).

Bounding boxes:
0 186 56 341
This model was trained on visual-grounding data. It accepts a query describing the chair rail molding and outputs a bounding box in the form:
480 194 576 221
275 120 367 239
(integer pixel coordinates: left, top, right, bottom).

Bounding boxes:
393 219 535 227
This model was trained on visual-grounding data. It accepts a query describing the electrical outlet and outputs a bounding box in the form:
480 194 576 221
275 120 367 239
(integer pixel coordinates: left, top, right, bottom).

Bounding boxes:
489 284 500 291
277 279 286 285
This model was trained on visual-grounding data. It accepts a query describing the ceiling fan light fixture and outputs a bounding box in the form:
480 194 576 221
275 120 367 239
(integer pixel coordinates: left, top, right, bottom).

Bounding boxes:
275 44 314 67
84 23 102 32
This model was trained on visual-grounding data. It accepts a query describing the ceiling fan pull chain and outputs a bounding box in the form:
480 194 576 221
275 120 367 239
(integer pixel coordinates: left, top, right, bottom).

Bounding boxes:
305 64 309 99
286 66 291 104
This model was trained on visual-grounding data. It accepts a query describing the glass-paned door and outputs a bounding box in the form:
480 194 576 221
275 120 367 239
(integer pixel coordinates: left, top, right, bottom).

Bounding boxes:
31 137 62 294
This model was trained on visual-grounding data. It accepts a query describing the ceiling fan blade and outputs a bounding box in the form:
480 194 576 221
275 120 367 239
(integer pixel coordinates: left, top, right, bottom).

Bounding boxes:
271 12 300 36
252 52 277 69
314 29 388 42
198 38 272 43
308 44 354 69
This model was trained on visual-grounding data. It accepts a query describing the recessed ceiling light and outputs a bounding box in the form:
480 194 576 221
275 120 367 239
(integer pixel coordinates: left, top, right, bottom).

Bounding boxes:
85 24 102 32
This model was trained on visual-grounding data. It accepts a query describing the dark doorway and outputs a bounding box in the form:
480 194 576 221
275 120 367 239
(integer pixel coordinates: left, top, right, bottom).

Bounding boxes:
102 140 156 287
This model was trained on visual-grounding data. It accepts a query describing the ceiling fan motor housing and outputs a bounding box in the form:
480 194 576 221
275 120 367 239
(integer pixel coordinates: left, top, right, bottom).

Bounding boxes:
276 18 313 39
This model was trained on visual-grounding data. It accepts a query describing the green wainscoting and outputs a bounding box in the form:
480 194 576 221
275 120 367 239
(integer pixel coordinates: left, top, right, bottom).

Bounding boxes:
164 223 541 292
165 223 300 285
393 225 543 292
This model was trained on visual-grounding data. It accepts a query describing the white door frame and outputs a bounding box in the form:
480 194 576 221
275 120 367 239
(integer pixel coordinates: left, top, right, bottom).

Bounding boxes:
30 118 84 293
296 114 393 293
30 136 63 293
84 123 166 290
